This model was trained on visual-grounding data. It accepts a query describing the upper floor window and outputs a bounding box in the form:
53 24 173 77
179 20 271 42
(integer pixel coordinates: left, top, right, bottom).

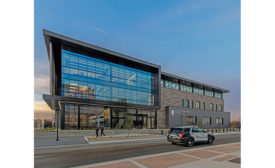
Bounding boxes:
209 103 213 111
180 83 192 93
203 102 206 110
195 101 200 109
193 87 203 95
205 90 214 97
165 80 179 90
185 99 189 108
215 92 222 98
218 104 223 112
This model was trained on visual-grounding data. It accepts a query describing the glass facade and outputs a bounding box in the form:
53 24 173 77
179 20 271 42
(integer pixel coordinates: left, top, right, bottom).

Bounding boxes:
63 104 155 129
61 50 156 106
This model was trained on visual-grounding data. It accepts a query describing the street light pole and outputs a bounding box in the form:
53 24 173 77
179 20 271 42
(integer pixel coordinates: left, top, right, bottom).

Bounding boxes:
56 109 59 141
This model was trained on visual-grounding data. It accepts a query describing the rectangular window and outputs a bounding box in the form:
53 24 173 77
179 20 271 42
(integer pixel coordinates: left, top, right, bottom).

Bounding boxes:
193 87 203 95
218 104 223 112
161 80 164 87
216 118 223 125
185 99 189 108
209 103 213 111
203 102 206 110
180 83 192 92
195 101 200 109
205 90 214 97
215 92 222 98
182 99 184 107
165 80 179 90
186 116 197 125
203 118 211 125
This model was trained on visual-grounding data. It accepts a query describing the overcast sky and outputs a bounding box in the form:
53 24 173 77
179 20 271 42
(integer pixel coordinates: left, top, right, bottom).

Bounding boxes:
34 0 240 120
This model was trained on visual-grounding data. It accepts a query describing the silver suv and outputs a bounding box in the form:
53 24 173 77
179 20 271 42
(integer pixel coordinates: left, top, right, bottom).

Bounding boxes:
167 126 215 147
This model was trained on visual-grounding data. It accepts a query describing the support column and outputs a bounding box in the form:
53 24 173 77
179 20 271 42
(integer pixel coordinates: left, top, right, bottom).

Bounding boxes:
78 104 80 129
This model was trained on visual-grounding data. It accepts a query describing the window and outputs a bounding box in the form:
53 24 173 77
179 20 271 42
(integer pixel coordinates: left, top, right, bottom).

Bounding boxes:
203 102 206 110
209 103 213 111
193 86 203 95
161 80 164 87
182 99 184 107
218 104 223 112
191 100 194 108
203 118 211 125
205 90 214 97
186 116 197 125
195 101 200 109
180 83 192 92
216 118 223 125
165 80 179 90
215 92 222 98
185 99 189 108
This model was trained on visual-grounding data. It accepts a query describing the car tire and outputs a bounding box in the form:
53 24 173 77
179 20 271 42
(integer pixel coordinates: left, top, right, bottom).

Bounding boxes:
171 142 176 145
185 138 194 147
208 136 214 144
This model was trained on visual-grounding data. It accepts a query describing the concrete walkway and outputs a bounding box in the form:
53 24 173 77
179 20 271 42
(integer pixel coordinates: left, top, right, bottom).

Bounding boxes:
73 142 241 168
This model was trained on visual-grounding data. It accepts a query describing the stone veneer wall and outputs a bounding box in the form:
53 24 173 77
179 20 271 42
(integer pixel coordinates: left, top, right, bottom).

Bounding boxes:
157 87 225 129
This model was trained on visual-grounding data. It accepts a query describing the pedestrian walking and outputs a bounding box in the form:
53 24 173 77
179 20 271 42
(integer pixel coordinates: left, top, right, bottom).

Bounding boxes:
96 126 99 137
100 126 105 136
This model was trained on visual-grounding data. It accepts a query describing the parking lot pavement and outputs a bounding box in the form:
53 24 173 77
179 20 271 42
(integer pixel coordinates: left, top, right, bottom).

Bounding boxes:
74 142 240 168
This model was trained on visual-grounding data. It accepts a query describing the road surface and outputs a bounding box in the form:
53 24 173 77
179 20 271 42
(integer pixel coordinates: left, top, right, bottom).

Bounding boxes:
35 133 240 168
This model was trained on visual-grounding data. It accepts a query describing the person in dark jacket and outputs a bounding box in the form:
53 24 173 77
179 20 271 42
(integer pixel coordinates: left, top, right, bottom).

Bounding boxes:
100 126 105 136
96 126 99 137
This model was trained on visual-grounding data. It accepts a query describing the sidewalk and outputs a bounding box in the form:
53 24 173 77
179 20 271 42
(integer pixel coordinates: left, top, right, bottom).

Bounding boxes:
74 142 241 168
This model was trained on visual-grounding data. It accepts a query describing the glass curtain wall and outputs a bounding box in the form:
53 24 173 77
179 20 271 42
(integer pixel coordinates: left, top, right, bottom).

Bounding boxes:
64 104 78 129
61 50 156 106
79 105 110 129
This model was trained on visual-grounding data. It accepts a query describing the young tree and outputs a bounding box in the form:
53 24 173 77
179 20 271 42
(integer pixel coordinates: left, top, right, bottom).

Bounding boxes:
124 115 134 137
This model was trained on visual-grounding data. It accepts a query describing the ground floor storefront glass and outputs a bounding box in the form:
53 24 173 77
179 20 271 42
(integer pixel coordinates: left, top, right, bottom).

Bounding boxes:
63 103 156 129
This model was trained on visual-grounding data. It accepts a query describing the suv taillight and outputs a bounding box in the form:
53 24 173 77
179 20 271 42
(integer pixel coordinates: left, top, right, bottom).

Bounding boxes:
179 133 184 137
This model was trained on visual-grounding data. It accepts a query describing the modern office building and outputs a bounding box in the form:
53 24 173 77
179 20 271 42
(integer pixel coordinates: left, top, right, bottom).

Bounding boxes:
42 30 230 130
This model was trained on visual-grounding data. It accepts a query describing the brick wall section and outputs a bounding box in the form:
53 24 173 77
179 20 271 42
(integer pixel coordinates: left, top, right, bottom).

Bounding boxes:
157 87 225 129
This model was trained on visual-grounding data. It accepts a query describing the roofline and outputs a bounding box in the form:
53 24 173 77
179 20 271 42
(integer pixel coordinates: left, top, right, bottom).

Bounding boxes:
43 29 160 69
42 29 229 93
161 72 230 93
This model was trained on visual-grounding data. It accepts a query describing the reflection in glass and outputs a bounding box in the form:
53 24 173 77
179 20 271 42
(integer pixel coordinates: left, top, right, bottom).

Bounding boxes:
61 50 156 106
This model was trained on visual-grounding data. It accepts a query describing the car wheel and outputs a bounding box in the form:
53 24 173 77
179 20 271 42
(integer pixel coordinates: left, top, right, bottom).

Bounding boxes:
208 137 214 144
171 142 176 145
185 138 194 147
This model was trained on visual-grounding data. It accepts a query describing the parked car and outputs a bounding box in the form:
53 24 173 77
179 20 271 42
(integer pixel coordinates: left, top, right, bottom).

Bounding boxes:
167 126 215 147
